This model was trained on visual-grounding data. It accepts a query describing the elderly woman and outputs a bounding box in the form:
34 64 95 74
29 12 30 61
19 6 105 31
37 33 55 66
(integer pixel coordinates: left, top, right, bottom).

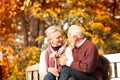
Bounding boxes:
39 25 73 80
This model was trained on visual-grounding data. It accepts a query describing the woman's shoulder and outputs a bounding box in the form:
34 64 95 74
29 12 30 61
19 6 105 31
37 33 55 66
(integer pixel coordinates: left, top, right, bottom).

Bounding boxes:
40 49 47 56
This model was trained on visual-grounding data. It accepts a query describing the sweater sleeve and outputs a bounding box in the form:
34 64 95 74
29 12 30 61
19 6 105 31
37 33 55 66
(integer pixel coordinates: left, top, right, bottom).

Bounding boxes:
64 47 74 66
71 44 99 74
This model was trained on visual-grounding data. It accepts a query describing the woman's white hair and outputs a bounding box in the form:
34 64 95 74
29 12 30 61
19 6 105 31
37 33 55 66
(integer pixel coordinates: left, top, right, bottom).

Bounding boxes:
68 25 84 38
45 25 62 40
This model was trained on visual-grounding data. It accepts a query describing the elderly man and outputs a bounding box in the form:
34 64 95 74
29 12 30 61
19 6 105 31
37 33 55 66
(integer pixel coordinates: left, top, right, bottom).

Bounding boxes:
59 25 103 80
39 25 73 80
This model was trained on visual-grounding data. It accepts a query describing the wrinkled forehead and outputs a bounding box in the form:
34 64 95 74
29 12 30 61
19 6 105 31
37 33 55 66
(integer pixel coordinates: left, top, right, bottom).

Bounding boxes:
51 29 61 34
50 31 62 38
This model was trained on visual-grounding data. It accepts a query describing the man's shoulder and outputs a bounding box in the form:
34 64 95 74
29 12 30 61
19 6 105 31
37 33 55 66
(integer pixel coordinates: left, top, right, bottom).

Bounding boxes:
84 40 96 48
86 40 95 45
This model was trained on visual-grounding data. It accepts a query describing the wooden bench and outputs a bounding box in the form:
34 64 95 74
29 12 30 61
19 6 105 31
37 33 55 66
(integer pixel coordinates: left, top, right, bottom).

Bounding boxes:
26 64 40 80
102 53 120 80
26 53 120 80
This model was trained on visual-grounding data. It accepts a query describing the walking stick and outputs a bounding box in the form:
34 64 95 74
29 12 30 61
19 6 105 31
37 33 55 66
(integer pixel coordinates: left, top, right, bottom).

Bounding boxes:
55 59 58 80
55 43 67 80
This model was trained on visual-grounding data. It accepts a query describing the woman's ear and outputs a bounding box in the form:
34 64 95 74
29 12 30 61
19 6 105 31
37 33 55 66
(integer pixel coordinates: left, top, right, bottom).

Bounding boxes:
49 38 52 43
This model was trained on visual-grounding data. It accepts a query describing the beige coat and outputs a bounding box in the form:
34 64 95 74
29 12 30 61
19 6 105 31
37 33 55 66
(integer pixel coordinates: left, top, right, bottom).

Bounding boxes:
39 47 73 80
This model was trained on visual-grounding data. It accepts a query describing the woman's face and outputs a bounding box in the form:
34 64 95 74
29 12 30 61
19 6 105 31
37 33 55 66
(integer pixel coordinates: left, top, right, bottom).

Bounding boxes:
49 31 63 47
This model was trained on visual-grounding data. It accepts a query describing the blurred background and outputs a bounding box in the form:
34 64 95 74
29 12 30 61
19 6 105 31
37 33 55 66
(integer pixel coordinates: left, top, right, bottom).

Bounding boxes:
0 0 120 80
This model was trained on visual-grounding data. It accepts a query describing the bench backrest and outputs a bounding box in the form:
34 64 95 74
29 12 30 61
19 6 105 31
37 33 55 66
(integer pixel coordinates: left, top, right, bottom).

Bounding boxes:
103 53 120 79
26 64 40 80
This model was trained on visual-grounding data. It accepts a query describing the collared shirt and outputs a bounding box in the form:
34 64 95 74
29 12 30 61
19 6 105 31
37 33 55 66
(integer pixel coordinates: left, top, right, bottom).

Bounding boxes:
76 38 87 48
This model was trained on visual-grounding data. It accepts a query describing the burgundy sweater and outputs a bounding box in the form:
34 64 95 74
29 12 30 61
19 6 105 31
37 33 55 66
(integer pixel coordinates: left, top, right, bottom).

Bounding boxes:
71 40 103 80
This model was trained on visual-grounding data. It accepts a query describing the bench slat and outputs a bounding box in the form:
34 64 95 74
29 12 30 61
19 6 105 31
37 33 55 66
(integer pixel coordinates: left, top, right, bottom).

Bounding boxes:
26 64 39 71
103 53 120 63
26 72 32 80
110 78 120 80
117 63 120 77
33 71 39 80
103 53 120 79
110 63 115 78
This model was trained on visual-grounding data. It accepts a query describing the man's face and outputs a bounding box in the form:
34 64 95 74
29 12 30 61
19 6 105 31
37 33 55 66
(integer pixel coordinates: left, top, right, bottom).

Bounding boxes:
50 31 63 47
67 31 75 47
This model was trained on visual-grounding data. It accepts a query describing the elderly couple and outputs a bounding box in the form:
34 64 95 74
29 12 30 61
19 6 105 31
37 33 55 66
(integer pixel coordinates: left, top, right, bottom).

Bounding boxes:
39 25 103 80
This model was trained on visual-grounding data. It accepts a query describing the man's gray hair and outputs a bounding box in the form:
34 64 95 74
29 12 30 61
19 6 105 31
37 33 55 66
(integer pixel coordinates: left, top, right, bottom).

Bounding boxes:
45 25 62 40
68 25 84 38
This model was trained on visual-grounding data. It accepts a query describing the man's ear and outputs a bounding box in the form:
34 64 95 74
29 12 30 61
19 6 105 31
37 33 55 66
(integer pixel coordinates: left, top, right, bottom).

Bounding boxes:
73 35 77 41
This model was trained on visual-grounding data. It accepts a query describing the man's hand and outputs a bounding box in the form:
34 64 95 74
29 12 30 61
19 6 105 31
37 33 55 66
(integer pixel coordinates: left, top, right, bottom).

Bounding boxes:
59 56 67 66
48 67 59 77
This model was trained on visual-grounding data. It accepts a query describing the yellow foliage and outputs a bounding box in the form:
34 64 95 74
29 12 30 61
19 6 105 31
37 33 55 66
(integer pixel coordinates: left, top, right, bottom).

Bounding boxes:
67 0 74 4
43 9 58 20
26 0 30 3
69 8 82 18
90 22 104 31
7 47 41 80
31 3 42 18
20 6 25 11
112 33 120 39
97 3 103 8
46 0 50 3
78 1 82 6
103 27 111 33
94 7 110 21
84 32 92 37
99 15 109 21
55 8 61 13
69 10 76 18
96 9 106 15
49 11 57 18
11 23 17 28
0 6 5 15
43 13 49 18
92 37 105 48
112 33 120 44
0 45 14 80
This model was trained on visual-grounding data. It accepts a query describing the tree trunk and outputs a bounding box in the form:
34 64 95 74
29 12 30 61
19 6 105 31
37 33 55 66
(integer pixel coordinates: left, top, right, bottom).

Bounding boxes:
18 12 29 48
0 66 2 80
29 16 40 47
28 0 45 47
38 21 45 48
23 24 29 47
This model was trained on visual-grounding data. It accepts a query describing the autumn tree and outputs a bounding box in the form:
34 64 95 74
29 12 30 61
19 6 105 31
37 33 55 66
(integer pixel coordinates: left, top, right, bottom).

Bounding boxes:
0 0 119 52
30 0 120 54
0 0 25 52
0 0 120 80
0 0 44 50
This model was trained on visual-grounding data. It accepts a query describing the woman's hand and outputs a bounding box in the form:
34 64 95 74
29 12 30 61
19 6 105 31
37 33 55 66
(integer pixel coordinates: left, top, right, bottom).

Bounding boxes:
48 67 59 77
49 52 60 60
49 52 57 60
